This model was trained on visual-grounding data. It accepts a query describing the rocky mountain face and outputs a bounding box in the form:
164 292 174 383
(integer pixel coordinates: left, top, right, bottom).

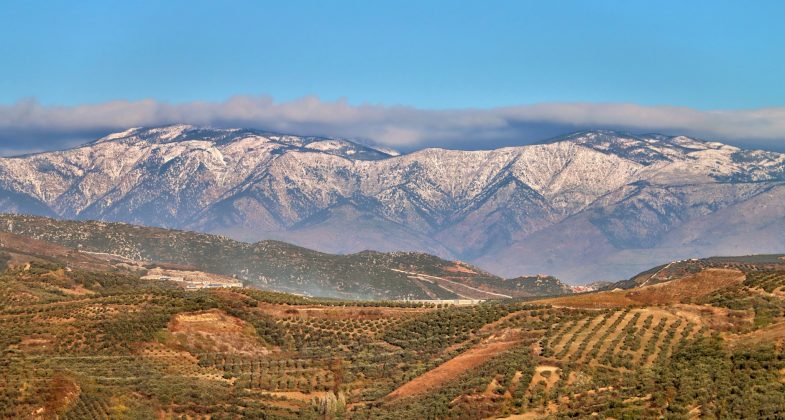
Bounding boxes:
1 125 784 283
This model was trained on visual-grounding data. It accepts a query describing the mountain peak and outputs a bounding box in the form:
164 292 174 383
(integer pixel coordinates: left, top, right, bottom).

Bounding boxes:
543 130 735 165
90 124 398 160
96 125 256 145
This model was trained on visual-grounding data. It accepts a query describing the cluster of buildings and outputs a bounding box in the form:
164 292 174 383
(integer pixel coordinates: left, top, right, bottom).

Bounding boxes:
141 268 243 290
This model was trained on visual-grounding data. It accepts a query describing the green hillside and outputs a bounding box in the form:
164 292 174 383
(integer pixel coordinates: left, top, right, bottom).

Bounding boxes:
0 214 573 300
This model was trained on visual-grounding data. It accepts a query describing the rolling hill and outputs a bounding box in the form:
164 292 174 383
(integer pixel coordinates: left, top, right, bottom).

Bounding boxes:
0 213 572 300
2 242 785 419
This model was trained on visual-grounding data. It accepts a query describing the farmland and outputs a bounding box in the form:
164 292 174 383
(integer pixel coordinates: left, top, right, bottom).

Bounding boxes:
1 235 785 418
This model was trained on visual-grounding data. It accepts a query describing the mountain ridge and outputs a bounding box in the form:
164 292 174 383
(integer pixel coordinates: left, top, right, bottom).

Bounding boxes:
1 125 784 282
0 213 574 300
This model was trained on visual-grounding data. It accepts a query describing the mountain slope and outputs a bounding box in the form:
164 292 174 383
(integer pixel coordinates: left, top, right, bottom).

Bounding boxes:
3 252 785 419
0 126 784 282
0 213 572 300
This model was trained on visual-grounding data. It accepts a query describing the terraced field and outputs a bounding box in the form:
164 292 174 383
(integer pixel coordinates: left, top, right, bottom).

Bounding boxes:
2 243 785 418
745 270 785 294
541 308 705 369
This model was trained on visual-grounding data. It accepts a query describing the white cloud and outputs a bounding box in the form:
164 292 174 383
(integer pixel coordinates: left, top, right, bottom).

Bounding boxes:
0 96 784 155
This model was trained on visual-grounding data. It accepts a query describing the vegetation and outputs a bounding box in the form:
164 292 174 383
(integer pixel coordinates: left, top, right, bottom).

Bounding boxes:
0 213 574 300
2 230 785 418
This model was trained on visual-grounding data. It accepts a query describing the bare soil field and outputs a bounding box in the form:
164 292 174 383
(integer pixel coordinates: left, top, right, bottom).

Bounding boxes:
168 309 274 354
254 301 429 320
536 290 637 308
386 329 523 400
626 268 745 305
528 365 560 392
731 321 785 347
670 303 752 332
538 268 745 309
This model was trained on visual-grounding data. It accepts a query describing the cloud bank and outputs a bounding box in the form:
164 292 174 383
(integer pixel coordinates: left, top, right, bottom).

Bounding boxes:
1 96 784 155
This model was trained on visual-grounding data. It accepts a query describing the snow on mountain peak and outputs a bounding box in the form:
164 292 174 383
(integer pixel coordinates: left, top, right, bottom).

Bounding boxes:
85 125 400 161
0 126 785 283
149 124 194 140
98 127 142 142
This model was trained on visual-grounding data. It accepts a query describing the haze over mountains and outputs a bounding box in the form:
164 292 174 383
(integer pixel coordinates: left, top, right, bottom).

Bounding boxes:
0 214 573 300
1 125 784 283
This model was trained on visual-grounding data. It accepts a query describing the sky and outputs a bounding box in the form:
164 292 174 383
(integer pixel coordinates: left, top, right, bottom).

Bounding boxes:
1 0 784 154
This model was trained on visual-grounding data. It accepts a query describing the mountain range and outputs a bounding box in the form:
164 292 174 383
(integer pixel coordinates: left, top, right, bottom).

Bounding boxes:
1 125 784 282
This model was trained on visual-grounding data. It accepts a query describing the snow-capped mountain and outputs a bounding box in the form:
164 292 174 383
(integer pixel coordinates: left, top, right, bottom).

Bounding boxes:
1 125 784 283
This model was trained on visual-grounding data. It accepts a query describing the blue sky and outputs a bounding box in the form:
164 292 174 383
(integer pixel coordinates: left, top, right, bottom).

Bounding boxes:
1 0 784 154
3 0 784 109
